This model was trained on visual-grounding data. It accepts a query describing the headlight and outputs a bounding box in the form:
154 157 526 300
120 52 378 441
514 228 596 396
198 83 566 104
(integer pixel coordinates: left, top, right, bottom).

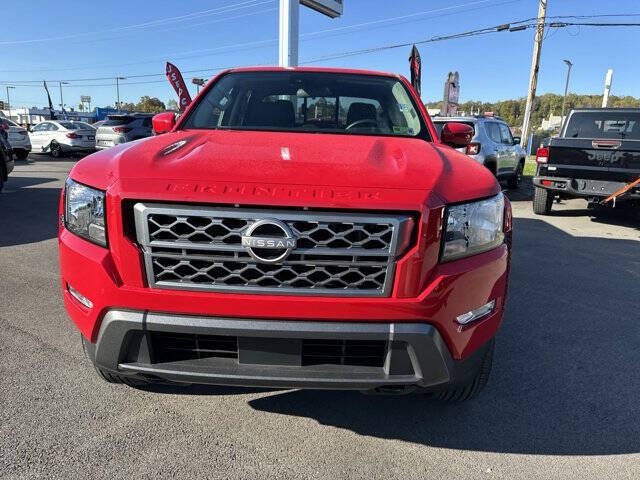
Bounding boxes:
441 193 505 262
64 178 107 247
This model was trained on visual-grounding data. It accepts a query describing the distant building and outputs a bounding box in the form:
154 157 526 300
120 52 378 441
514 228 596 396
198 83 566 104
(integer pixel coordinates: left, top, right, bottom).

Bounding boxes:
540 111 565 132
0 107 98 126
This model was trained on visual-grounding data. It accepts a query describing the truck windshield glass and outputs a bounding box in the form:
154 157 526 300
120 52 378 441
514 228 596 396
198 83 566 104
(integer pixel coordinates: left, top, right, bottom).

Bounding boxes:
182 71 427 139
565 111 640 140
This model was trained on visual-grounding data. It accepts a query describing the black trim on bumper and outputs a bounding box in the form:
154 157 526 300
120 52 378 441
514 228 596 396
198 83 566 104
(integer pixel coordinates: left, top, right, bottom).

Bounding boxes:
83 310 481 391
533 175 640 199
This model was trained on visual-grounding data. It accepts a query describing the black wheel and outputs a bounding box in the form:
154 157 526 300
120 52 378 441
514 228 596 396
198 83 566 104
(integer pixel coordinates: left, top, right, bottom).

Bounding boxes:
49 141 62 158
433 338 494 403
533 187 554 215
507 161 524 189
15 149 29 160
81 335 147 387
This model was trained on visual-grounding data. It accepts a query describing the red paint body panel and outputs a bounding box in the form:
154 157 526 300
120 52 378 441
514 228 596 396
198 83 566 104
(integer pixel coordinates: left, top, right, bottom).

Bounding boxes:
59 67 511 362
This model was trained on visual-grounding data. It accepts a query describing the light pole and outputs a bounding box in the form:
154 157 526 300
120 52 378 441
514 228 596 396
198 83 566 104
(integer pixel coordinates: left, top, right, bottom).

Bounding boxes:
59 81 69 111
115 77 126 111
6 86 15 120
561 59 573 125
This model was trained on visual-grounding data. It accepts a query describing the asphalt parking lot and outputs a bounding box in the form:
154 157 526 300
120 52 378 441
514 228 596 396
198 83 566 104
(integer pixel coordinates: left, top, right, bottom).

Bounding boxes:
1 155 639 480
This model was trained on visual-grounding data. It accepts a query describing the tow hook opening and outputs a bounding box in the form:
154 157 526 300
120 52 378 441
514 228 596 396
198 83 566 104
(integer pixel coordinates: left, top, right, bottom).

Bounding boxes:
366 385 417 395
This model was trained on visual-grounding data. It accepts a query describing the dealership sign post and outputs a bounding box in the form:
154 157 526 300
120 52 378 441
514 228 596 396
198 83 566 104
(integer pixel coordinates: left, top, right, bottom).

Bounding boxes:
279 0 343 67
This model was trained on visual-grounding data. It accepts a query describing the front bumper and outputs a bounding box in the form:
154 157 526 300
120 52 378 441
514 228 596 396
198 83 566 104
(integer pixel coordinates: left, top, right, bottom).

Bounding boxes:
83 309 491 391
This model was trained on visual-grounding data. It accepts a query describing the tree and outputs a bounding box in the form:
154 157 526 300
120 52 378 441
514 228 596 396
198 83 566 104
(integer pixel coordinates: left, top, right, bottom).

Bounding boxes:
166 99 179 111
119 102 137 112
426 93 640 129
136 96 166 113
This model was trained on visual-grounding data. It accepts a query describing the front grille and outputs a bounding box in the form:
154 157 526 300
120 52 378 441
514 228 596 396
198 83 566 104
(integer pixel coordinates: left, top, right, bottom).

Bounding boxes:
302 339 387 367
134 203 412 296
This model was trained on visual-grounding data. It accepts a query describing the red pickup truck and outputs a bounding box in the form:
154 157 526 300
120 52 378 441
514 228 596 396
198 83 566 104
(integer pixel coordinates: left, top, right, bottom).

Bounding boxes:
59 67 512 401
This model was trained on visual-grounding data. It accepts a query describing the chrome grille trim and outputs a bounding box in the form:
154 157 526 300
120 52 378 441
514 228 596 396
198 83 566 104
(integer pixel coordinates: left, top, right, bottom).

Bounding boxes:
133 203 412 297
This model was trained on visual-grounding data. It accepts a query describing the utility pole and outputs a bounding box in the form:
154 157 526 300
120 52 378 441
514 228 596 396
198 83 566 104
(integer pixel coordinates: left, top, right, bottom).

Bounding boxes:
561 59 572 125
278 0 299 67
6 86 14 120
116 76 126 111
602 69 613 107
520 0 547 154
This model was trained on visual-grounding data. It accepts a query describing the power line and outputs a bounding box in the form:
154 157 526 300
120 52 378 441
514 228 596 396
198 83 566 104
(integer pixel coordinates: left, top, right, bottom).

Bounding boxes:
1 0 522 75
0 0 274 46
3 17 640 90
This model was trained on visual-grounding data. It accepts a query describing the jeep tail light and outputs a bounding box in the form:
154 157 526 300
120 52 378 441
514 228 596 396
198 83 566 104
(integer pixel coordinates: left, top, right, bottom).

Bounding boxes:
536 147 549 164
66 132 81 139
466 143 480 155
113 127 132 133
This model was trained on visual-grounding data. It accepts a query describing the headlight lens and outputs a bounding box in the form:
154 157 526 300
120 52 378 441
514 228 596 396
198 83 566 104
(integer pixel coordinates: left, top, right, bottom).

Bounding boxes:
441 193 505 262
64 178 107 247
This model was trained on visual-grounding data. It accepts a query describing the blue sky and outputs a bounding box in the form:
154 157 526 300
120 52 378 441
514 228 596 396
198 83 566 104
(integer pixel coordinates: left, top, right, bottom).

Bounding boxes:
1 0 638 110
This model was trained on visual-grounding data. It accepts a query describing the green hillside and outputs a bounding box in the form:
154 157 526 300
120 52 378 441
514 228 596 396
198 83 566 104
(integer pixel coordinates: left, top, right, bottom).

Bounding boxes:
426 93 640 130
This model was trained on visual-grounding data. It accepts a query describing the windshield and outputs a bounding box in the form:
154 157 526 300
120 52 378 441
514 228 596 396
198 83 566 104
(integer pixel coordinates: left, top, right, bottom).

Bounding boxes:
182 71 427 139
59 121 92 130
104 116 134 126
565 111 640 140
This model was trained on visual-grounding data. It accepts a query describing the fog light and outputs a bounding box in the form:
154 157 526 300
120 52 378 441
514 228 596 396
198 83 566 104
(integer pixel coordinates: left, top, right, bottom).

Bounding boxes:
67 284 93 308
456 300 495 325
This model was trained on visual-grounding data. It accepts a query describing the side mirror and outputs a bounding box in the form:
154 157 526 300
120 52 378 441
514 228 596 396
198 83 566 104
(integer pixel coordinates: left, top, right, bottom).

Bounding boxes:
152 112 176 135
440 122 473 148
512 136 521 145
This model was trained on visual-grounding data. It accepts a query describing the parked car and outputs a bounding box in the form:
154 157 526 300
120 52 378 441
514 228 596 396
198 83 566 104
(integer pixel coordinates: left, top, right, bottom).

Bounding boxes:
29 120 96 158
0 117 31 159
432 114 526 188
533 108 640 214
91 120 107 130
60 67 512 401
0 122 14 192
95 113 153 150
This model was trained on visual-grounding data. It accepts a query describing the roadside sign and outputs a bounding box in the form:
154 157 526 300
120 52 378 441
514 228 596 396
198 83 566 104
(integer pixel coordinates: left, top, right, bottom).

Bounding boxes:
80 95 91 103
300 0 343 18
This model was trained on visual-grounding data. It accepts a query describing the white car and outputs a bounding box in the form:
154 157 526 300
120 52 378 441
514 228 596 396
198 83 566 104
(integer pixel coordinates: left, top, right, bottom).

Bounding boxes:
0 118 31 159
29 120 96 158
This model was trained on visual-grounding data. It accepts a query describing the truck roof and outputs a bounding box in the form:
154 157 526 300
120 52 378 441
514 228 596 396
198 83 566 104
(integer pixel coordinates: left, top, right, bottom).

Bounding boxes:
224 66 402 79
570 107 640 112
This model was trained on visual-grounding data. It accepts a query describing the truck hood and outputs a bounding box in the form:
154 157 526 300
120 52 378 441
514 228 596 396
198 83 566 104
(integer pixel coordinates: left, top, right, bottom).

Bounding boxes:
71 129 499 205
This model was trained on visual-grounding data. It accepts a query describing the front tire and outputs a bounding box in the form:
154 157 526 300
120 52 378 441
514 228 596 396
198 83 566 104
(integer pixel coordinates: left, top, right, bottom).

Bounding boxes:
533 187 554 215
80 335 147 387
433 338 494 403
507 161 524 189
